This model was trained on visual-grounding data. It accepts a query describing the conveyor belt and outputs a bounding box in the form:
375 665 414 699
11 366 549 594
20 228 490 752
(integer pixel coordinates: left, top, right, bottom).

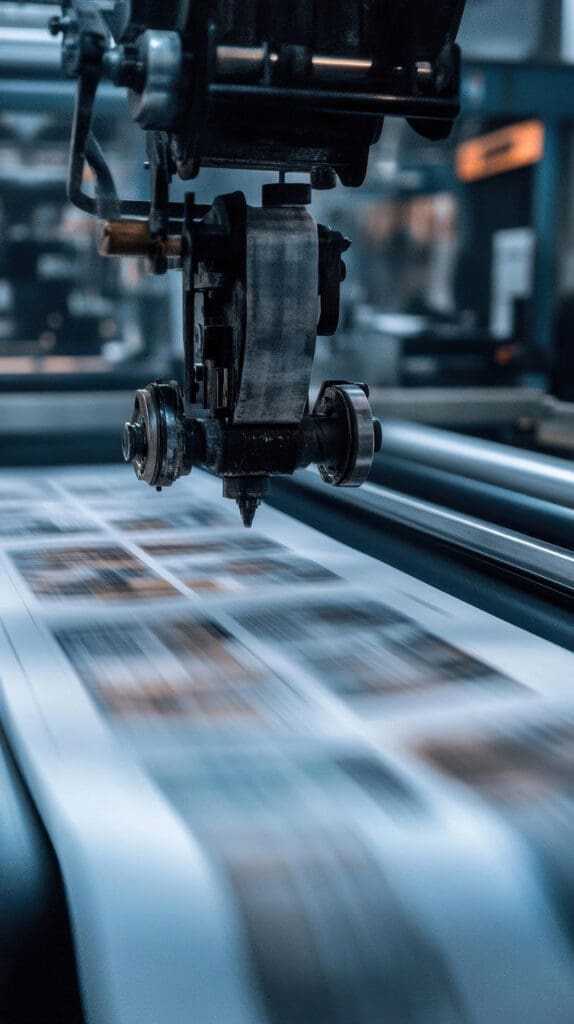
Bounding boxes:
2 464 574 1024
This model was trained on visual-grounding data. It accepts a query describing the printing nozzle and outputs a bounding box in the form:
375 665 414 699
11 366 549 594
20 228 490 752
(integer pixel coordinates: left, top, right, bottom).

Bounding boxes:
122 381 381 528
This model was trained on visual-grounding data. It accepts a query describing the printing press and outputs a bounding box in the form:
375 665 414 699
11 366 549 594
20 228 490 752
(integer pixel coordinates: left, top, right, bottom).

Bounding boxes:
2 2 574 1023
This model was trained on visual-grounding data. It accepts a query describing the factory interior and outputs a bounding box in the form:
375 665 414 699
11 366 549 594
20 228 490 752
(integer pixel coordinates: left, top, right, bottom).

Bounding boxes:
2 2 574 1023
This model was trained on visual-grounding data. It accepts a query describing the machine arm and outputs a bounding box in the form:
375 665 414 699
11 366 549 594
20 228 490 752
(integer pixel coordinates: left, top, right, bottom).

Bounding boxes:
48 0 467 525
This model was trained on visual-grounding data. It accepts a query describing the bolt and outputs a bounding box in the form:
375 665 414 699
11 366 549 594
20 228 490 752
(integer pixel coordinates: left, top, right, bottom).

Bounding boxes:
122 421 146 462
48 15 72 36
415 60 434 92
311 165 337 190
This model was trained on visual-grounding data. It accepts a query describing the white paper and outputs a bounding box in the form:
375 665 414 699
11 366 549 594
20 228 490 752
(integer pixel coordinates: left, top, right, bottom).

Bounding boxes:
1 464 574 1024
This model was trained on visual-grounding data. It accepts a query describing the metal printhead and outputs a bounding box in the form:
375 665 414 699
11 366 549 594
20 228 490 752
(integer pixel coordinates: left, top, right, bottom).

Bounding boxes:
49 0 465 523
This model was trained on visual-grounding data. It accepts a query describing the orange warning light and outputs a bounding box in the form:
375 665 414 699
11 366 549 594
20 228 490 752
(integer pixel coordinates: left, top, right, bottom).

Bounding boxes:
456 120 544 183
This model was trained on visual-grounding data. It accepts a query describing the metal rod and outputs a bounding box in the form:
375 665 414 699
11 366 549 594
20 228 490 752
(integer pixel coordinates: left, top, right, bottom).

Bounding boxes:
288 471 574 594
0 26 61 74
380 421 574 509
208 82 459 120
86 134 121 220
67 71 101 216
68 75 186 221
371 452 574 551
215 45 373 81
99 218 182 257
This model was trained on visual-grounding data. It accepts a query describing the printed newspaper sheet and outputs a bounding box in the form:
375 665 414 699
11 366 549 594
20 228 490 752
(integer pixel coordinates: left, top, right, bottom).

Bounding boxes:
0 465 573 1024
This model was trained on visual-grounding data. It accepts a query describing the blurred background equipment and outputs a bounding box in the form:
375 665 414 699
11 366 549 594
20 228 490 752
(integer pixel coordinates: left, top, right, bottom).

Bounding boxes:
0 1 177 464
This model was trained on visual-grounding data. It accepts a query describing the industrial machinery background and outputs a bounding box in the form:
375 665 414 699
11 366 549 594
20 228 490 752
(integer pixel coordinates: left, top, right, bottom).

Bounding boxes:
48 0 467 523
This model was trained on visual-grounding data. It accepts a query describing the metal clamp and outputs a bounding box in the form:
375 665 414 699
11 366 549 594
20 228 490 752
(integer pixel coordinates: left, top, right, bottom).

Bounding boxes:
128 30 182 130
313 381 381 486
122 381 190 488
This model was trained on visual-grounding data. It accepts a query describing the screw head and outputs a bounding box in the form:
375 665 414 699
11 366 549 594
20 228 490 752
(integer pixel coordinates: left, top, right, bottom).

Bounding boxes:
122 421 146 462
48 15 68 36
310 165 337 190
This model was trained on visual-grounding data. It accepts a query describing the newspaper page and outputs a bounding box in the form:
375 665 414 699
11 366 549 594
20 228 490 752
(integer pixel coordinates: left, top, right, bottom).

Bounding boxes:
0 464 573 1024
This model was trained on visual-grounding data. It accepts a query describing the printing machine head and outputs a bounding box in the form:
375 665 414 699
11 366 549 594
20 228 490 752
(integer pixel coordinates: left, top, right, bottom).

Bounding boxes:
48 0 467 524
